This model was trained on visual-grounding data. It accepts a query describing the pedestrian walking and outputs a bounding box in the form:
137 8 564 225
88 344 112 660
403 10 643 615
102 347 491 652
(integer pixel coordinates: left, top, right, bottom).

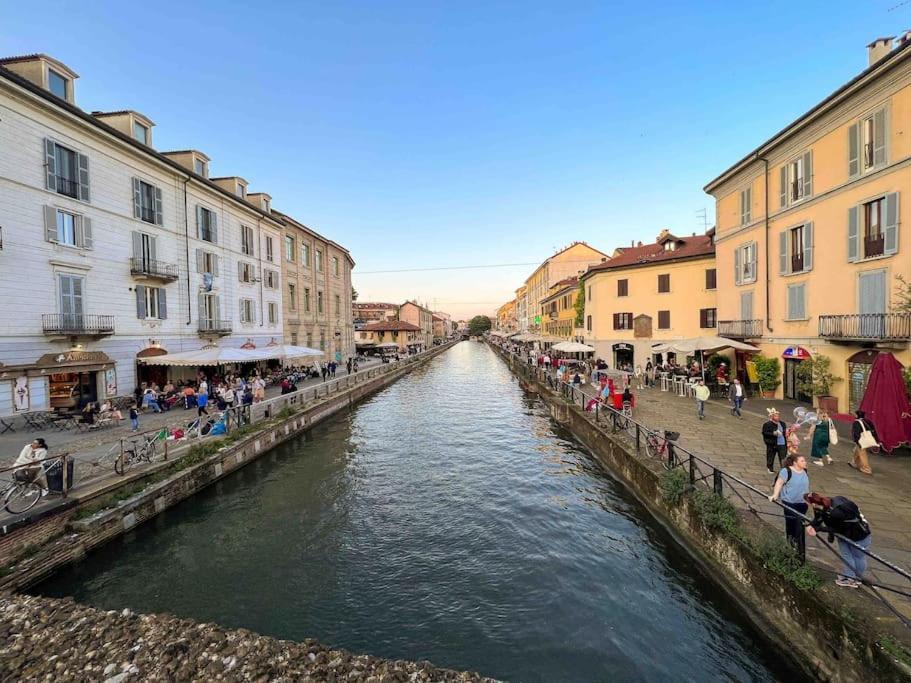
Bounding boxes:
644 361 653 388
727 378 745 418
850 410 878 475
805 492 872 588
694 379 710 420
769 454 810 549
197 390 209 417
543 354 551 370
807 410 834 466
635 365 644 390
346 358 353 375
129 403 140 431
761 408 787 474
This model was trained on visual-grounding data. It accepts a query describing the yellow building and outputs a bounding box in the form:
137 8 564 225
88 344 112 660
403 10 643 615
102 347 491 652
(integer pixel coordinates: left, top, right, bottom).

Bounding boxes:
581 230 717 368
514 286 528 331
398 301 433 350
704 36 911 412
357 321 421 352
541 278 579 340
496 299 517 331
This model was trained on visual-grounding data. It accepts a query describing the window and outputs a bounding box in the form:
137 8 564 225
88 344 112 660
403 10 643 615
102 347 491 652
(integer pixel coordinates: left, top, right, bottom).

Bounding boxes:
779 151 813 208
238 261 256 283
740 291 754 320
587 285 592 300
848 193 899 262
146 286 162 319
194 158 207 176
301 243 311 267
306 333 313 348
288 283 297 311
132 178 162 224
264 269 277 289
319 332 325 350
735 242 757 285
197 206 217 243
315 249 324 272
58 274 84 320
663 240 676 252
263 198 270 212
133 121 149 144
740 187 752 225
284 235 295 262
850 107 887 177
45 208 92 248
241 225 255 256
787 283 807 320
657 273 670 293
332 256 340 276
56 210 77 246
304 287 311 312
335 294 341 315
291 332 298 345
236 183 246 198
617 279 629 297
699 308 717 329
705 268 717 290
135 285 165 320
268 302 278 324
317 290 324 314
48 69 68 99
196 250 218 276
44 139 88 201
779 223 814 275
658 310 671 329
586 315 592 332
265 236 274 262
613 312 633 330
240 298 255 324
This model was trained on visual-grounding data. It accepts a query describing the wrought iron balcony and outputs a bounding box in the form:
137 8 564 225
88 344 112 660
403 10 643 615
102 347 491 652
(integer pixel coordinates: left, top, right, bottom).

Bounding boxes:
198 319 232 336
818 313 911 342
55 176 78 198
718 319 763 339
42 314 114 337
130 257 179 281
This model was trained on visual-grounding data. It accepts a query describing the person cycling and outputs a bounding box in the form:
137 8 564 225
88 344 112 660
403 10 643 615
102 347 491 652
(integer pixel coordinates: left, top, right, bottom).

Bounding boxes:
13 438 50 492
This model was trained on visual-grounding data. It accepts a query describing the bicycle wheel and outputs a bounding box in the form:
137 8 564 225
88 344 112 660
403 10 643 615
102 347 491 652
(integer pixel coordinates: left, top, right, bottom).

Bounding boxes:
644 434 660 458
625 414 637 439
114 449 136 476
4 483 42 514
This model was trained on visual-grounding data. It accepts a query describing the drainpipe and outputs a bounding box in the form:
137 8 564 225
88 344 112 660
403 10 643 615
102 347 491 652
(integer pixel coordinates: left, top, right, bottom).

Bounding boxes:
757 154 773 334
256 217 264 328
182 177 191 326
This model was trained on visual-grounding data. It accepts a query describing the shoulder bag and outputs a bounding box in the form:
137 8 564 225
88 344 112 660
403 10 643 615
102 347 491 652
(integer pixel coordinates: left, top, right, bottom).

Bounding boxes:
828 418 838 445
856 420 877 450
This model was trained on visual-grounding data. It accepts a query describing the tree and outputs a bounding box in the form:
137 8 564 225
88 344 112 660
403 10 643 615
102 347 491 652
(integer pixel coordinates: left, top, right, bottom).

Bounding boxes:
573 282 585 327
753 355 781 393
794 354 841 398
896 275 911 312
468 315 492 336
351 287 359 302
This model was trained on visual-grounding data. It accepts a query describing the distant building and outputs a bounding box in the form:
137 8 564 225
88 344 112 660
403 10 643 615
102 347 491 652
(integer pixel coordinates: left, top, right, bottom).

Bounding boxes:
399 301 433 349
496 299 517 332
540 277 579 340
353 302 398 329
432 311 453 341
357 320 421 353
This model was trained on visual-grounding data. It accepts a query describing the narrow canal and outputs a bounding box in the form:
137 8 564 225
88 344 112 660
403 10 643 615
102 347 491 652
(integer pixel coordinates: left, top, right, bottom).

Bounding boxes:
37 342 793 682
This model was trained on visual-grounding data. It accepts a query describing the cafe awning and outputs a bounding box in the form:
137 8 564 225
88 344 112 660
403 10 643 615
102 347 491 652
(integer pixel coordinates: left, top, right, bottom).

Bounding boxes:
139 346 262 366
552 341 595 353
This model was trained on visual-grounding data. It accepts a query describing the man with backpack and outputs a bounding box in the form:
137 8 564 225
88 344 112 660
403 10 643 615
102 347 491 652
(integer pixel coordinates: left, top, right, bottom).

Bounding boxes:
805 492 872 588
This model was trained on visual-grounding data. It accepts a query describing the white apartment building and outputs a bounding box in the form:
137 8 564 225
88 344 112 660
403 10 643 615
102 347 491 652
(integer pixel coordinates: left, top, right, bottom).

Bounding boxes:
0 53 287 413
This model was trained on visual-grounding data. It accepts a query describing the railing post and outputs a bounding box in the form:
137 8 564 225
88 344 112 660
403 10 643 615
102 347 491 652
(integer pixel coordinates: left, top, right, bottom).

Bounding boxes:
61 453 69 496
688 453 695 486
118 439 125 475
635 423 640 451
796 524 806 563
713 468 723 496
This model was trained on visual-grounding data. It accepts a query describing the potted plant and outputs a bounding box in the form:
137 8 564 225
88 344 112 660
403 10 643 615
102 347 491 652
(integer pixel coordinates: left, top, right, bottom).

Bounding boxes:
753 355 781 399
795 354 842 413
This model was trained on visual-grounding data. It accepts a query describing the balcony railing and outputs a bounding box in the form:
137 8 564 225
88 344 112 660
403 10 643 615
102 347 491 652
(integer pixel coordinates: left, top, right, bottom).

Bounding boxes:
863 234 884 259
818 313 911 342
55 176 78 198
42 314 114 336
718 319 763 338
140 206 156 223
130 257 179 280
198 319 232 336
791 254 804 273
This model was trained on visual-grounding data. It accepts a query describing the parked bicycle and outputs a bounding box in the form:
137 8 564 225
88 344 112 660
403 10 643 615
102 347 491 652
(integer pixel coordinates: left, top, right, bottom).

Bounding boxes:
2 469 46 514
644 429 680 462
100 433 159 475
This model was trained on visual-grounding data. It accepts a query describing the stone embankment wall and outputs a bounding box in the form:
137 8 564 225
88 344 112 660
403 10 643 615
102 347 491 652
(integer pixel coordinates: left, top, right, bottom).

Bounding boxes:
494 345 910 683
0 594 495 682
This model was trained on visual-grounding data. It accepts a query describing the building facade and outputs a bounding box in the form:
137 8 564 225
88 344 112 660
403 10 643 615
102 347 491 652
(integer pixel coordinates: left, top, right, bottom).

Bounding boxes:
581 231 717 368
496 299 517 332
704 37 911 411
357 321 421 352
353 302 398 327
541 278 579 340
398 301 433 349
515 286 528 332
432 311 453 341
276 211 355 361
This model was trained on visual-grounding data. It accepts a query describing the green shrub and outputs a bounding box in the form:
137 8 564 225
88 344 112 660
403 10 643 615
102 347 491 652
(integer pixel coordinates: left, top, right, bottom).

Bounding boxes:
753 355 781 393
750 531 823 591
692 489 740 535
659 468 688 505
880 635 911 667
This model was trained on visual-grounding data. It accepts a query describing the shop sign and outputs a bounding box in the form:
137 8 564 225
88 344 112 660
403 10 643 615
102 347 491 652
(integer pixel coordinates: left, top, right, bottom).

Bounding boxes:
13 376 29 412
782 346 811 360
50 351 111 365
613 343 633 351
105 368 117 398
534 315 542 325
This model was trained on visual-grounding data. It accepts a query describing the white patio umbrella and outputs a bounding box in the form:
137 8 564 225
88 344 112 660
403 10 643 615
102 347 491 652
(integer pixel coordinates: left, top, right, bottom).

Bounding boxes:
658 336 760 381
248 344 323 361
138 346 263 366
552 341 595 353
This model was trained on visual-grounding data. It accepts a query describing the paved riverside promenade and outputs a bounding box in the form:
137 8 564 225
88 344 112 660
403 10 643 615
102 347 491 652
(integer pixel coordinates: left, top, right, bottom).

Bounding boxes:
519 355 911 600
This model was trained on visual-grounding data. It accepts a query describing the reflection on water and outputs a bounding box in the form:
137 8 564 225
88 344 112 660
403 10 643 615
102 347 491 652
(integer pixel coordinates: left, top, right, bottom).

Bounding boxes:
37 343 795 682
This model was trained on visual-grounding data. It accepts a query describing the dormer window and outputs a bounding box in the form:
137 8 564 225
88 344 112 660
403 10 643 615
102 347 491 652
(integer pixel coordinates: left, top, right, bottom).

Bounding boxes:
133 120 149 145
48 69 68 99
194 158 207 177
663 241 677 252
263 198 270 212
236 182 246 198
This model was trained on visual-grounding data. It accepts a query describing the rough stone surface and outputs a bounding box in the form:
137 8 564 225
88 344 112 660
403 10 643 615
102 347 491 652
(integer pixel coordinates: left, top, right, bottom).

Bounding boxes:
0 595 497 682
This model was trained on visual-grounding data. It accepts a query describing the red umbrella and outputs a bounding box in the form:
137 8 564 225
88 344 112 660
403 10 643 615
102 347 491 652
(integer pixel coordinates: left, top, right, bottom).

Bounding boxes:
859 352 911 453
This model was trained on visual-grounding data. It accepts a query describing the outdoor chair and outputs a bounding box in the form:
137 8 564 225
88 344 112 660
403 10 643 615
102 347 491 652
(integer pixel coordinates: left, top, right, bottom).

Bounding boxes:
0 416 14 434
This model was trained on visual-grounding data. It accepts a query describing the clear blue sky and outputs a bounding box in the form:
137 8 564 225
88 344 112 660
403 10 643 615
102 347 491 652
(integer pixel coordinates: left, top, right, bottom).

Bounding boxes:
3 1 907 318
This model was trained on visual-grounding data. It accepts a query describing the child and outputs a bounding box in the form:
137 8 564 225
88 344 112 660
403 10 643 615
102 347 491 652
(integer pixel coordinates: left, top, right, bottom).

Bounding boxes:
129 403 140 432
786 423 801 456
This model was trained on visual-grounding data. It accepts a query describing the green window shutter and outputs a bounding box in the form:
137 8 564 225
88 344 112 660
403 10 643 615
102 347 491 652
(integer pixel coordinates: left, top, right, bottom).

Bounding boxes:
158 288 167 320
78 216 93 249
131 231 142 259
884 192 899 255
873 108 887 167
44 206 57 242
779 166 787 208
44 139 56 190
132 178 142 218
77 153 90 202
196 205 203 239
847 206 859 262
779 231 788 275
136 285 147 319
153 186 163 225
803 222 814 271
848 123 860 177
802 151 813 197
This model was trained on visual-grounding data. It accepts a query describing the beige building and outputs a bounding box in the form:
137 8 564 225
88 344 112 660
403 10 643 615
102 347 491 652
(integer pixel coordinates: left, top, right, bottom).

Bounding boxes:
357 321 421 352
399 301 433 349
275 211 355 361
432 311 453 341
353 302 398 326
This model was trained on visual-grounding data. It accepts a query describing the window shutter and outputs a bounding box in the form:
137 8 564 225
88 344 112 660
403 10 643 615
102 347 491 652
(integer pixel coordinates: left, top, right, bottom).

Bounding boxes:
741 291 753 320
44 139 56 190
132 231 142 259
239 298 244 323
212 255 219 277
153 186 163 225
196 205 203 239
848 123 860 177
612 313 618 329
884 192 899 255
699 309 707 328
135 285 147 319
748 247 757 282
149 235 158 262
746 187 752 221
803 222 814 271
779 166 787 208
196 248 205 273
211 212 218 244
238 260 244 282
847 206 859 262
779 230 788 275
132 178 142 218
77 153 90 202
44 206 57 242
198 292 206 323
734 248 742 285
79 216 93 249
158 288 167 320
802 151 813 197
214 296 221 321
797 285 806 319
873 108 887 167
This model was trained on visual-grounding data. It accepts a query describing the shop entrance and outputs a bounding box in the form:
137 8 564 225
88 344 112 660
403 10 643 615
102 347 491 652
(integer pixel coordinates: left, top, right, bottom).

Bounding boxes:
612 343 633 370
782 347 812 403
847 350 879 414
49 371 98 410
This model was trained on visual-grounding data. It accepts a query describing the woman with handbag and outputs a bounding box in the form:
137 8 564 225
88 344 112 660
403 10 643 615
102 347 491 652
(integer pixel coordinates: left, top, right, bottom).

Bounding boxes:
850 410 878 475
807 410 835 466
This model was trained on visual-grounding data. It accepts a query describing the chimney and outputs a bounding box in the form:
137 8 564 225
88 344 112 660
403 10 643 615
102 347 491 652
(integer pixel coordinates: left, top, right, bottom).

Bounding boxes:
868 37 895 66
900 30 911 46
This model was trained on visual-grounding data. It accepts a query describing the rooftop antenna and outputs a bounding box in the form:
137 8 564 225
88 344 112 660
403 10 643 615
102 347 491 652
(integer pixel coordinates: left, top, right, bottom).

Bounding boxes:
696 208 709 233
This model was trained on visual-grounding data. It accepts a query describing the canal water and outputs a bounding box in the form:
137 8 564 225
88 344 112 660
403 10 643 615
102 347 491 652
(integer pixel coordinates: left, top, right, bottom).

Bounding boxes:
37 343 793 682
